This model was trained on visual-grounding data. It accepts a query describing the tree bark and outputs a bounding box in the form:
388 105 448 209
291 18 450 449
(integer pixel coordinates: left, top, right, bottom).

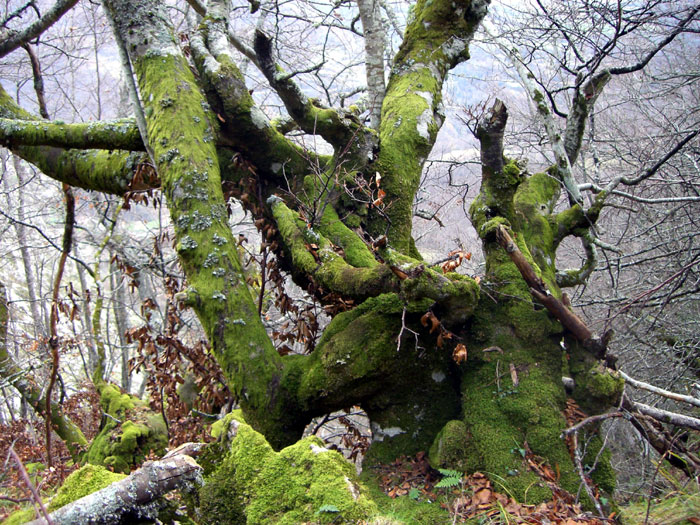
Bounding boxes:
357 0 386 129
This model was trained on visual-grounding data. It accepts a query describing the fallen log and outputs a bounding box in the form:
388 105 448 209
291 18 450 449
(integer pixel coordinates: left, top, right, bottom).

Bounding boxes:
26 451 203 525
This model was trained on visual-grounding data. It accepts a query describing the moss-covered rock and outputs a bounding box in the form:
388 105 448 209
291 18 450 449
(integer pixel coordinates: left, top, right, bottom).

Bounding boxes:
429 420 471 471
197 411 377 524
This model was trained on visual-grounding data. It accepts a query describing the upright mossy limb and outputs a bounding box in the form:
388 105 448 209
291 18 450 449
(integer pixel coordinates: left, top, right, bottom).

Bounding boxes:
198 411 377 524
374 0 488 252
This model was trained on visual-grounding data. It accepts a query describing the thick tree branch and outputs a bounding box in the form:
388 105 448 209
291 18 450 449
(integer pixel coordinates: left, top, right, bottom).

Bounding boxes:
0 118 144 151
102 0 288 440
563 72 610 165
555 233 597 288
253 30 365 150
189 9 320 186
0 84 150 194
476 99 507 179
0 0 79 58
270 197 479 321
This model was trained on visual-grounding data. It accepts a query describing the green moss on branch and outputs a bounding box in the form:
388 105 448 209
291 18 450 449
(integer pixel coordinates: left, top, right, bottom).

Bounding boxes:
0 117 143 151
0 84 146 194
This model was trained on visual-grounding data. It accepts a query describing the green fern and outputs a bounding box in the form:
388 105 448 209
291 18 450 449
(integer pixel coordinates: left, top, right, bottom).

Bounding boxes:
435 468 462 488
315 504 340 515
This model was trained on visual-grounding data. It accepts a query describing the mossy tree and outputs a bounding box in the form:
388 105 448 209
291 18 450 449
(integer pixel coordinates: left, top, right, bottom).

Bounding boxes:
4 0 691 519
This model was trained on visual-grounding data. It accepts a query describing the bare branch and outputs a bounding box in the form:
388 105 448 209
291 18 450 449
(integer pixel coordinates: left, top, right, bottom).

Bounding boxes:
184 0 207 17
620 371 700 409
608 6 700 75
9 446 53 524
627 401 700 432
603 129 700 192
0 0 79 58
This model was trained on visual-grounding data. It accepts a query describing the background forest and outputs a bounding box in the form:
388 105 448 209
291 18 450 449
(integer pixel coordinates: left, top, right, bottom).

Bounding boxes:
0 0 699 523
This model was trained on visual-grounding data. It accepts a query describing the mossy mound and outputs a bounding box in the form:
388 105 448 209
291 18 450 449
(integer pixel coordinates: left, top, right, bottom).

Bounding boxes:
429 419 471 472
197 411 377 524
620 492 700 524
48 464 126 511
358 470 451 525
85 384 168 473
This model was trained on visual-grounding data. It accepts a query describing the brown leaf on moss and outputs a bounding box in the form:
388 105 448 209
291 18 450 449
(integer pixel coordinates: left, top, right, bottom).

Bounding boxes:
420 311 441 333
453 343 468 364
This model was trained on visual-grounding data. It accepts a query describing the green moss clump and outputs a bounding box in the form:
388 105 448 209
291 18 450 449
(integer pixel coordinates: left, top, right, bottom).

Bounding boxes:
360 471 451 524
198 414 377 524
2 509 35 525
586 365 624 401
48 465 126 511
570 363 624 414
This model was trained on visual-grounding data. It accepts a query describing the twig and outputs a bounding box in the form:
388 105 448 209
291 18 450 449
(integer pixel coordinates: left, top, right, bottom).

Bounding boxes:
644 449 670 525
561 411 625 437
570 431 606 518
0 495 31 503
45 184 74 469
396 307 420 352
9 446 53 524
